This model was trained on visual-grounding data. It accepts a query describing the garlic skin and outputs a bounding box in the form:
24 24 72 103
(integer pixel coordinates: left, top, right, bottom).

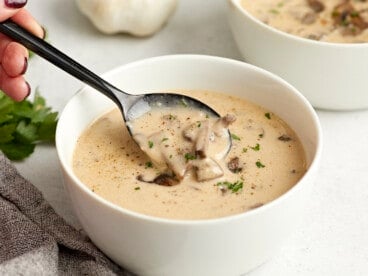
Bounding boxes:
76 0 178 36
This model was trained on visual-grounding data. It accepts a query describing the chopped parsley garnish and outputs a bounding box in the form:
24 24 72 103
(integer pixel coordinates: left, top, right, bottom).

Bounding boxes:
231 133 241 141
216 181 243 193
259 133 264 138
250 143 260 151
145 161 153 168
269 9 279 14
184 152 196 161
197 121 201 128
134 187 141 190
0 90 58 160
168 114 177 120
242 147 248 153
256 160 265 168
332 10 339 17
161 137 169 143
265 112 271 119
148 140 154 148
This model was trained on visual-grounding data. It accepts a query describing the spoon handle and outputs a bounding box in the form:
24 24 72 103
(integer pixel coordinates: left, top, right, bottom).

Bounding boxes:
0 20 127 107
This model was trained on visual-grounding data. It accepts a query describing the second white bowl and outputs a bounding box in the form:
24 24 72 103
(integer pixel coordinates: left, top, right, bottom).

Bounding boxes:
228 0 368 110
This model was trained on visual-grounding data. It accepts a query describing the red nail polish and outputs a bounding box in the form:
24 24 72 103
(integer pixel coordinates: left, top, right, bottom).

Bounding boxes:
24 81 31 100
21 57 28 75
5 0 27 9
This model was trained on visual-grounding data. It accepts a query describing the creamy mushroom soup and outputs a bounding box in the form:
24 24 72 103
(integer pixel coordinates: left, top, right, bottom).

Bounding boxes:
73 90 306 220
241 0 368 43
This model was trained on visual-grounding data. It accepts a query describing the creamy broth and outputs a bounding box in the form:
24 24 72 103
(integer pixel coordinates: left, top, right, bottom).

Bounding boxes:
241 0 368 43
73 90 306 220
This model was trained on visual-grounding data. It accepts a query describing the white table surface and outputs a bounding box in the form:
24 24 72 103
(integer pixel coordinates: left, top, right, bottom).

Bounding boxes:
13 0 368 275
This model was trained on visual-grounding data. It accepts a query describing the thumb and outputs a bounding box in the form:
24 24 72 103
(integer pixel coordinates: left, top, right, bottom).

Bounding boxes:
0 1 27 22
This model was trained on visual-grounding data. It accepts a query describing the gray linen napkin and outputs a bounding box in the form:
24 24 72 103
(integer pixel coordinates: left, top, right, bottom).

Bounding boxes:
0 153 132 275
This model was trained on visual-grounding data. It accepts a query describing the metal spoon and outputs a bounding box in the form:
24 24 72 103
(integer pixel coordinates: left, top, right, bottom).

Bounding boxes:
0 20 231 155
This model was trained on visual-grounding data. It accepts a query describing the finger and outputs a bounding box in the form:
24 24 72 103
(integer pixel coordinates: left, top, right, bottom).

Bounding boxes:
0 33 28 61
0 0 27 22
2 41 28 77
11 9 44 38
0 66 30 101
0 33 12 60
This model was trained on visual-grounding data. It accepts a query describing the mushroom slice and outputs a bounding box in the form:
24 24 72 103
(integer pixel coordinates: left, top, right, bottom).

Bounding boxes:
183 120 211 158
183 122 198 141
164 154 189 179
194 121 210 158
307 0 325 13
153 174 180 186
278 134 292 142
332 1 368 35
137 174 179 186
191 158 224 182
227 157 243 173
213 114 236 137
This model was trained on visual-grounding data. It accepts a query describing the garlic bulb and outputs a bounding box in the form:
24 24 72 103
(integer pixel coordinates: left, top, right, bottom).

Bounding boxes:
76 0 178 36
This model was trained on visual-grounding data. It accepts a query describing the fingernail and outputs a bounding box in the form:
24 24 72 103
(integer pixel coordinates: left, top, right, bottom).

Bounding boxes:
5 0 27 9
24 81 31 100
21 57 28 75
41 26 47 39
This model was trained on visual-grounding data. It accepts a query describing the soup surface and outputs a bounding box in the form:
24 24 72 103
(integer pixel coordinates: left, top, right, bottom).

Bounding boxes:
73 90 306 220
241 0 368 43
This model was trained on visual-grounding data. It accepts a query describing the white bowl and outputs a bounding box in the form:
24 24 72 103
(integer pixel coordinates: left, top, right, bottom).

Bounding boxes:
227 0 368 110
56 55 322 276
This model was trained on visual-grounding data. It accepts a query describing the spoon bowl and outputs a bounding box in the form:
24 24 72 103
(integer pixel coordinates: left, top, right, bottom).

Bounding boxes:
0 20 231 156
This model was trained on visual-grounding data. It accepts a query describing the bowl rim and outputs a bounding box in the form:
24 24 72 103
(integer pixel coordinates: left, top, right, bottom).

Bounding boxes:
230 0 368 48
56 54 323 226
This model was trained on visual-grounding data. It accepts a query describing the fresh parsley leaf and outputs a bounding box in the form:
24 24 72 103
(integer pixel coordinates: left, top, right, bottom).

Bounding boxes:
265 112 271 119
145 161 153 168
231 133 241 141
0 123 16 143
15 120 38 143
37 112 58 140
184 152 196 161
256 160 266 168
250 143 260 151
216 180 243 193
0 90 58 160
148 140 154 148
0 143 35 161
269 8 279 14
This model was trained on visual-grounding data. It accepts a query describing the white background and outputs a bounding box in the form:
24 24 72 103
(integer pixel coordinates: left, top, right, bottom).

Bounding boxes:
13 0 368 275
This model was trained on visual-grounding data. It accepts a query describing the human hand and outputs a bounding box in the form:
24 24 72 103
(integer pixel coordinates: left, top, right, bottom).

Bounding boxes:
0 0 44 101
